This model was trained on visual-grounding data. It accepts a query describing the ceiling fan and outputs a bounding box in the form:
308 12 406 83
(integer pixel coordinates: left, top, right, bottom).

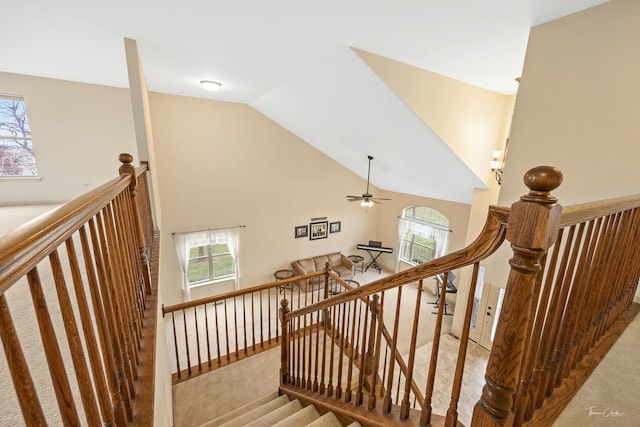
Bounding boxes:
346 155 391 207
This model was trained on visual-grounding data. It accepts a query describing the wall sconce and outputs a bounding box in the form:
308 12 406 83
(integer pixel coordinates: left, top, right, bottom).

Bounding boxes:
490 149 505 185
490 77 520 186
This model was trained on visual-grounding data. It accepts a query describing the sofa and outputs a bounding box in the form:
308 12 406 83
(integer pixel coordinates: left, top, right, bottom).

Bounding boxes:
291 252 354 292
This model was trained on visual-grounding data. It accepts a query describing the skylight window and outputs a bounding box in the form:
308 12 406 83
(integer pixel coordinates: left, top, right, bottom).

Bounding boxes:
0 95 38 177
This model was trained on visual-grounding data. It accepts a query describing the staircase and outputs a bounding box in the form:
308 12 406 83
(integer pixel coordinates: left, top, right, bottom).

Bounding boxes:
200 392 362 427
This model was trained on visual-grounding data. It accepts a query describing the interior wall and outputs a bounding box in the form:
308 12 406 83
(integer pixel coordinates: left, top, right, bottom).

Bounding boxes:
0 72 138 205
485 0 640 287
149 92 385 305
354 48 512 187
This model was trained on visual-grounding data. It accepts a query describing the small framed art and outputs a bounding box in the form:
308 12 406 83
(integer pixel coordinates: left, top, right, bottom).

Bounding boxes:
309 221 328 240
295 225 308 239
329 221 341 233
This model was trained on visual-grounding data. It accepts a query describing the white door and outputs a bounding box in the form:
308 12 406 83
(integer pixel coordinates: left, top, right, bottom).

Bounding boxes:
470 274 505 350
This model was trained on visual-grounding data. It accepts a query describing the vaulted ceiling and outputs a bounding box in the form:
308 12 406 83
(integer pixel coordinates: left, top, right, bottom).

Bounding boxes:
3 0 609 203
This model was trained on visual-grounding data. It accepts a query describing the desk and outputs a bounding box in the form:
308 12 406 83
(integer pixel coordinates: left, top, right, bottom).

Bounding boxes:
356 244 393 274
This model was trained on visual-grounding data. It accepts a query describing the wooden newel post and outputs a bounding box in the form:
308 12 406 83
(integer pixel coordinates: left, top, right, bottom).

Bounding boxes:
119 153 152 294
280 298 291 385
472 166 563 427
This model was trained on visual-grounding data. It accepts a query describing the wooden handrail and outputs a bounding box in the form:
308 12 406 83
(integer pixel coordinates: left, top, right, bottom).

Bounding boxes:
285 205 509 320
0 154 157 426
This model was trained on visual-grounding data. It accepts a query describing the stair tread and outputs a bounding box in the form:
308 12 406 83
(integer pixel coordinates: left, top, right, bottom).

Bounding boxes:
219 394 291 427
271 404 320 427
306 411 342 427
199 392 279 427
244 399 304 427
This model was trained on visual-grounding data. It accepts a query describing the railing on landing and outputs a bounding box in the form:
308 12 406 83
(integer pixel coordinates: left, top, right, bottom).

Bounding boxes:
0 153 157 426
280 166 640 427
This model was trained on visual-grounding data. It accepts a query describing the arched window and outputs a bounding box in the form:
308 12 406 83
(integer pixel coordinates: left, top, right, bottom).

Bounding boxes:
398 206 450 265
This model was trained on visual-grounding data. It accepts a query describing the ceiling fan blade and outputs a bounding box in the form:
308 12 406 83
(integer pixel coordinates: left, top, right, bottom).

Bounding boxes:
371 197 392 201
346 195 364 201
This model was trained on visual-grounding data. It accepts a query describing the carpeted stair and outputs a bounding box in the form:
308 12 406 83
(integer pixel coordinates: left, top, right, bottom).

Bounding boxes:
199 392 362 427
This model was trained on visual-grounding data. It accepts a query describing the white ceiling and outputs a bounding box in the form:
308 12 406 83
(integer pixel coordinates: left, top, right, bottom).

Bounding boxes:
2 0 608 203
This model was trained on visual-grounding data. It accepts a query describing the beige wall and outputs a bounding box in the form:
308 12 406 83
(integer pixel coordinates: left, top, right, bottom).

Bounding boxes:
0 72 138 204
498 0 640 207
149 93 375 304
485 0 640 288
355 48 512 186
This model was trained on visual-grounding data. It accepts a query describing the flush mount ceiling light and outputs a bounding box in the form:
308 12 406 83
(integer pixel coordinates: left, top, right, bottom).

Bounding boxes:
200 80 222 92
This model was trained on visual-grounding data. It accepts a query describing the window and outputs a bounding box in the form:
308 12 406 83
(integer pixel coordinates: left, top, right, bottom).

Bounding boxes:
399 206 450 265
0 95 38 176
174 228 240 300
187 240 235 285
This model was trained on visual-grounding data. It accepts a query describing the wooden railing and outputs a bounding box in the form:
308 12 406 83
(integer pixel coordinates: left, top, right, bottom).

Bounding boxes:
280 166 640 426
0 154 157 426
279 203 510 426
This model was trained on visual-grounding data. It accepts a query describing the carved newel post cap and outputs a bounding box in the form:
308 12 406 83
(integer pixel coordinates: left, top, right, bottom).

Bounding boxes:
119 153 134 164
522 166 563 203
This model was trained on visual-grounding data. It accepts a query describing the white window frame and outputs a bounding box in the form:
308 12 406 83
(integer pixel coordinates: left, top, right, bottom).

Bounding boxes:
0 94 38 177
399 207 450 266
174 228 240 300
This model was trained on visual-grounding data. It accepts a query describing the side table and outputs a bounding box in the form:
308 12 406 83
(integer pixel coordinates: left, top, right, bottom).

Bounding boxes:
274 269 295 294
348 255 364 274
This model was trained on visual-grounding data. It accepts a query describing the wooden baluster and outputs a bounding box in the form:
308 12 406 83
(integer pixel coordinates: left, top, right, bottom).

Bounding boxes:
355 296 371 407
242 294 248 354
552 220 600 389
214 301 221 364
472 166 563 427
279 299 290 384
446 265 481 426
421 272 450 426
182 309 191 374
89 215 133 421
327 303 338 396
27 267 81 425
65 238 115 426
0 294 47 425
233 296 240 358
336 301 348 400
251 291 262 352
320 302 329 395
119 153 152 294
313 307 321 392
204 304 211 367
80 224 128 424
515 231 564 423
383 286 403 414
307 311 313 390
193 307 202 370
49 249 102 426
345 299 358 403
401 279 423 419
171 314 181 376
100 206 138 393
368 292 384 411
301 308 307 388
223 299 230 361
538 224 582 404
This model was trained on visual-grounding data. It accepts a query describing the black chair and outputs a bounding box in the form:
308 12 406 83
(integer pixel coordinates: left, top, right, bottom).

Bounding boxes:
431 272 457 315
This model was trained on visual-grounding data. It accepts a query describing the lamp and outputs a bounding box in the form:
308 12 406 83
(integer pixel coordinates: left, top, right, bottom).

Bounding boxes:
360 200 374 207
200 80 222 92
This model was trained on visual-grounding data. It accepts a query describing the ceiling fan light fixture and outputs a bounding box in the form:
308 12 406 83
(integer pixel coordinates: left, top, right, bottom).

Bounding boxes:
361 200 374 207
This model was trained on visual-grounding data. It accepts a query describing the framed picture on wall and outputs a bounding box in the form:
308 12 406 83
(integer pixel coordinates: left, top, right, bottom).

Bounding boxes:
309 221 328 240
329 221 341 233
295 225 308 238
